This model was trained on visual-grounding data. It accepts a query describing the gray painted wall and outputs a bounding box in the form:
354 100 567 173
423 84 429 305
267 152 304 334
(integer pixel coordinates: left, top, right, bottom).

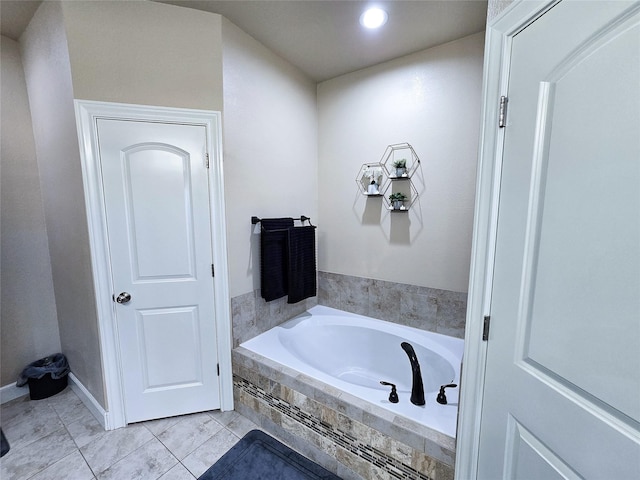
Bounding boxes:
317 33 485 293
1 35 61 387
221 17 318 298
20 1 105 405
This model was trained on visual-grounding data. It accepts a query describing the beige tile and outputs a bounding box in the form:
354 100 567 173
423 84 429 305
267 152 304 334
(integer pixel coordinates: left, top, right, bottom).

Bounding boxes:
181 428 240 478
29 450 94 480
435 460 455 480
0 428 77 480
335 445 373 479
80 423 153 474
97 438 177 480
412 450 436 479
156 412 223 460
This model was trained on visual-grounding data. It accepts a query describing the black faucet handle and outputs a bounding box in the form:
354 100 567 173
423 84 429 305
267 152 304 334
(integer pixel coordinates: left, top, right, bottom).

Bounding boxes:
380 381 399 403
436 384 458 405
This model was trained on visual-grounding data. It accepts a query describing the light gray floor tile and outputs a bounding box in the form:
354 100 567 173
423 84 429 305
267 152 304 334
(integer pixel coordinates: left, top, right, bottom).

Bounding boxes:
43 387 77 410
226 412 259 438
0 428 77 480
206 409 238 427
80 423 154 475
1 398 64 451
47 389 96 426
156 412 223 460
96 438 177 480
158 462 197 480
141 415 182 437
29 450 94 480
66 414 108 449
0 395 32 423
2 393 259 480
181 428 240 478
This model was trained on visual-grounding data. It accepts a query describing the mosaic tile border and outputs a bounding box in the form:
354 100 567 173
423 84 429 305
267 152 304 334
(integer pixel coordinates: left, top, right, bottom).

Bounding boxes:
235 377 433 480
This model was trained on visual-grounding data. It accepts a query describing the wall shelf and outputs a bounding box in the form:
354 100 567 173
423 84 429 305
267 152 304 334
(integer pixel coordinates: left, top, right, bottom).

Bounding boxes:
382 143 420 180
356 163 388 196
356 143 421 212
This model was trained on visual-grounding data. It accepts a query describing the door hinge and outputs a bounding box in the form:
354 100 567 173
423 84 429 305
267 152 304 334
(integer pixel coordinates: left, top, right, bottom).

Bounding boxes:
211 264 215 277
499 96 508 128
217 363 220 376
482 315 491 341
205 153 210 168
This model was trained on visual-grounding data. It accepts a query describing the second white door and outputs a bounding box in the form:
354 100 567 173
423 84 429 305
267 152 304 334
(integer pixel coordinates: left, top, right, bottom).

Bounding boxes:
97 118 221 423
478 1 640 478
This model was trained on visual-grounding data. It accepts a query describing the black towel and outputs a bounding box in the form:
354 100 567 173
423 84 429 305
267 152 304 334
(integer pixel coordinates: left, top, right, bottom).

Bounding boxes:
287 226 317 304
260 218 294 301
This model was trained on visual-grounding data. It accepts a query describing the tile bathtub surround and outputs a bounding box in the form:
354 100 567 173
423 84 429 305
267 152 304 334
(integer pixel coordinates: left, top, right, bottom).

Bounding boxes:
0 387 260 480
232 347 456 480
317 272 467 339
231 289 318 347
231 272 465 347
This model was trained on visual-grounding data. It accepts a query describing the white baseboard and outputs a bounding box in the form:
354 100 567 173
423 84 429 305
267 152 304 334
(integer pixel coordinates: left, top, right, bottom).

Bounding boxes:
1 374 110 430
68 372 109 430
0 382 28 404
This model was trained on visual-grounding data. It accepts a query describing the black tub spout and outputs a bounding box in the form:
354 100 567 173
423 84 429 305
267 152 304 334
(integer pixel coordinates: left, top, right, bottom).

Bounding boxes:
401 342 425 406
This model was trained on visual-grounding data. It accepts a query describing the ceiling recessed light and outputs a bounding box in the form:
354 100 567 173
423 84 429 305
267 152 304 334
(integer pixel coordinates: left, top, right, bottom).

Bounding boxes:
360 7 388 29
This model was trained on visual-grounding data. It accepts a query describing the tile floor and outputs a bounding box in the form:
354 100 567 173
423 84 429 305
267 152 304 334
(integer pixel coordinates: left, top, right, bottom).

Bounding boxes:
0 387 260 480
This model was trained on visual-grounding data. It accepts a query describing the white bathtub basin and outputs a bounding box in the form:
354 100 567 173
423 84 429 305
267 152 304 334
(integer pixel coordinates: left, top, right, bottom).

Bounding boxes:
241 305 464 437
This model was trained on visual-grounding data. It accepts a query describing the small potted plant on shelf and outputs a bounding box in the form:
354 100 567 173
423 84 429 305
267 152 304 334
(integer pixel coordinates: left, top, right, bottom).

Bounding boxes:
392 159 407 177
389 192 407 210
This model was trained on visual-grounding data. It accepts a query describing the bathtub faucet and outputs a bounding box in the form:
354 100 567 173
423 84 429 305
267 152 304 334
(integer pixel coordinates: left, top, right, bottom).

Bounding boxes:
401 342 425 406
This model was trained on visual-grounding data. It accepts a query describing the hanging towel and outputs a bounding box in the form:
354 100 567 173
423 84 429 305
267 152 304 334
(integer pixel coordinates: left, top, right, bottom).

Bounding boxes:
287 225 317 304
260 218 294 301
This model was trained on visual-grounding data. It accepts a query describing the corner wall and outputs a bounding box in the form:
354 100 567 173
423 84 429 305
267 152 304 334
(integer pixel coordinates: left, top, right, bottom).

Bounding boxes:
20 1 105 405
317 32 485 294
1 35 61 388
18 0 230 409
221 18 319 345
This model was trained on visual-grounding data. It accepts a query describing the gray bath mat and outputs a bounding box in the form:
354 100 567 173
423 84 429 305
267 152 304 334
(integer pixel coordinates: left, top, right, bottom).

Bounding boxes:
198 429 341 480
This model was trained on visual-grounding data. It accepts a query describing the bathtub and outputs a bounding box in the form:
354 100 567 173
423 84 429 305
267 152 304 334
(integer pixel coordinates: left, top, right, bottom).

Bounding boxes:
240 305 464 438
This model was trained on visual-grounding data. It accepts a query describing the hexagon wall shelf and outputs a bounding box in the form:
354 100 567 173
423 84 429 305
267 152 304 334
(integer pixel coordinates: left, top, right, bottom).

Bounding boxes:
383 180 419 211
356 163 388 196
381 143 420 179
356 142 421 212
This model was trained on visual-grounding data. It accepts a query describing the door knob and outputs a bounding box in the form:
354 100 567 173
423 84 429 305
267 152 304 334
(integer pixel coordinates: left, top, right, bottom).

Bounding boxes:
115 292 132 304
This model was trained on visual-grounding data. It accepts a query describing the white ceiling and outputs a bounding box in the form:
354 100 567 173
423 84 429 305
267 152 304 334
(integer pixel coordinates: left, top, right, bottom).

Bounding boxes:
1 0 487 82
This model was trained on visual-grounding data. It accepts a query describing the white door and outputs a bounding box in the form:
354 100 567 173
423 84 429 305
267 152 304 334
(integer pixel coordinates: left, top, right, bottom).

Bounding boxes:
97 119 221 423
478 1 640 478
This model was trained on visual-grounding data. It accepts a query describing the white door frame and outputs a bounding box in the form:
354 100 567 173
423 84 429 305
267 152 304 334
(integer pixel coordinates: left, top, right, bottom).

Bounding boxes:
74 100 233 430
455 1 561 478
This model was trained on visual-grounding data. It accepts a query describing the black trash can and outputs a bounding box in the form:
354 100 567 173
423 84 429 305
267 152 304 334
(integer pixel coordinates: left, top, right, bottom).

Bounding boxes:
17 353 70 400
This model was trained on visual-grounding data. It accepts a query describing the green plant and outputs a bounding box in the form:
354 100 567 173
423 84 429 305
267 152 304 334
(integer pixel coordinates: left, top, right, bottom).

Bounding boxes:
392 159 407 168
388 192 407 202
